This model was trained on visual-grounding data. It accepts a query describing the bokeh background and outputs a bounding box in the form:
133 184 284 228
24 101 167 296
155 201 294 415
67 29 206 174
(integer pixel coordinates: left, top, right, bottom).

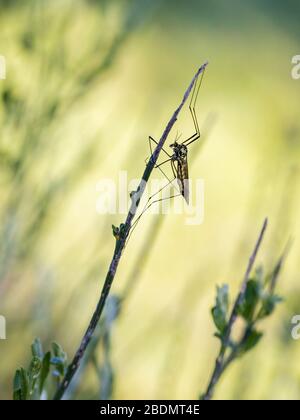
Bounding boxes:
0 0 300 400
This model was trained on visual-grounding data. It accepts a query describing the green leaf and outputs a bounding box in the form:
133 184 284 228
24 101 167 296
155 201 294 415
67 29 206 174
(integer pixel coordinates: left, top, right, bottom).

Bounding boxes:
13 389 22 401
237 280 261 322
112 224 119 239
258 294 283 320
28 356 42 398
13 341 67 399
51 342 67 377
51 357 66 377
20 368 29 400
29 356 41 379
31 338 43 360
13 370 22 400
14 368 29 400
211 285 229 337
240 329 263 354
52 342 66 360
39 352 51 394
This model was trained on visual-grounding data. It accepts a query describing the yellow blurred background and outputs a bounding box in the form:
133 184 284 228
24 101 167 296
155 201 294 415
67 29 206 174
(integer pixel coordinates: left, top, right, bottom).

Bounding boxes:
0 0 300 400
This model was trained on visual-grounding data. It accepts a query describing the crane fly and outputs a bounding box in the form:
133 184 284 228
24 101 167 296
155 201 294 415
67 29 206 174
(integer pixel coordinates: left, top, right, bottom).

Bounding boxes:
149 67 205 204
126 69 205 242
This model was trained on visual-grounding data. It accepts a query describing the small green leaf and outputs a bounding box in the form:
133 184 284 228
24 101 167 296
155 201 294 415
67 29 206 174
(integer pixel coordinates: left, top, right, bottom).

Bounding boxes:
13 389 22 401
13 341 67 399
49 343 68 380
31 338 43 360
211 285 229 337
52 342 67 361
28 356 42 381
112 225 120 239
13 370 22 400
51 343 67 378
50 357 66 377
258 294 283 320
14 368 29 400
240 329 263 354
21 368 29 400
39 352 51 394
28 356 42 398
237 280 261 322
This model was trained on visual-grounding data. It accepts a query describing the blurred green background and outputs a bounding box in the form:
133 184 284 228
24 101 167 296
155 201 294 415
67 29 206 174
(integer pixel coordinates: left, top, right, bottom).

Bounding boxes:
1 0 300 400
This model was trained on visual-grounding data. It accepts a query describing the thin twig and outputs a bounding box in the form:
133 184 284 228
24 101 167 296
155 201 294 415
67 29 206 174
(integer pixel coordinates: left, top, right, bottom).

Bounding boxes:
53 62 208 400
202 218 268 401
80 111 216 397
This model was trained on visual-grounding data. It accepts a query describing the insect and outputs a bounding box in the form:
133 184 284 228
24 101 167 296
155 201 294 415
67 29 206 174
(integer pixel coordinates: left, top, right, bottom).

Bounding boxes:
148 67 205 204
127 69 205 240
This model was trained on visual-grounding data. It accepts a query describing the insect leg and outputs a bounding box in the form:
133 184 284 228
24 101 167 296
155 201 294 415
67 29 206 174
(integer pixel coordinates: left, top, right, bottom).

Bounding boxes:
135 176 176 220
182 68 205 146
149 136 172 158
126 179 178 245
155 158 172 168
134 191 181 225
155 160 182 195
148 138 171 175
146 136 177 188
148 138 181 194
145 137 171 166
126 194 182 246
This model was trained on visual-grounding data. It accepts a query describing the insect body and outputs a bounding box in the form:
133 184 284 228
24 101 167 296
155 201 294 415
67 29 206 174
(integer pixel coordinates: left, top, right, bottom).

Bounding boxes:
170 142 189 203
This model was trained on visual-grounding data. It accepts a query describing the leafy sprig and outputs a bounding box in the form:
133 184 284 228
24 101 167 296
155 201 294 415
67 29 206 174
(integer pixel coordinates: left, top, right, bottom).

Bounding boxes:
13 339 67 400
202 219 287 400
